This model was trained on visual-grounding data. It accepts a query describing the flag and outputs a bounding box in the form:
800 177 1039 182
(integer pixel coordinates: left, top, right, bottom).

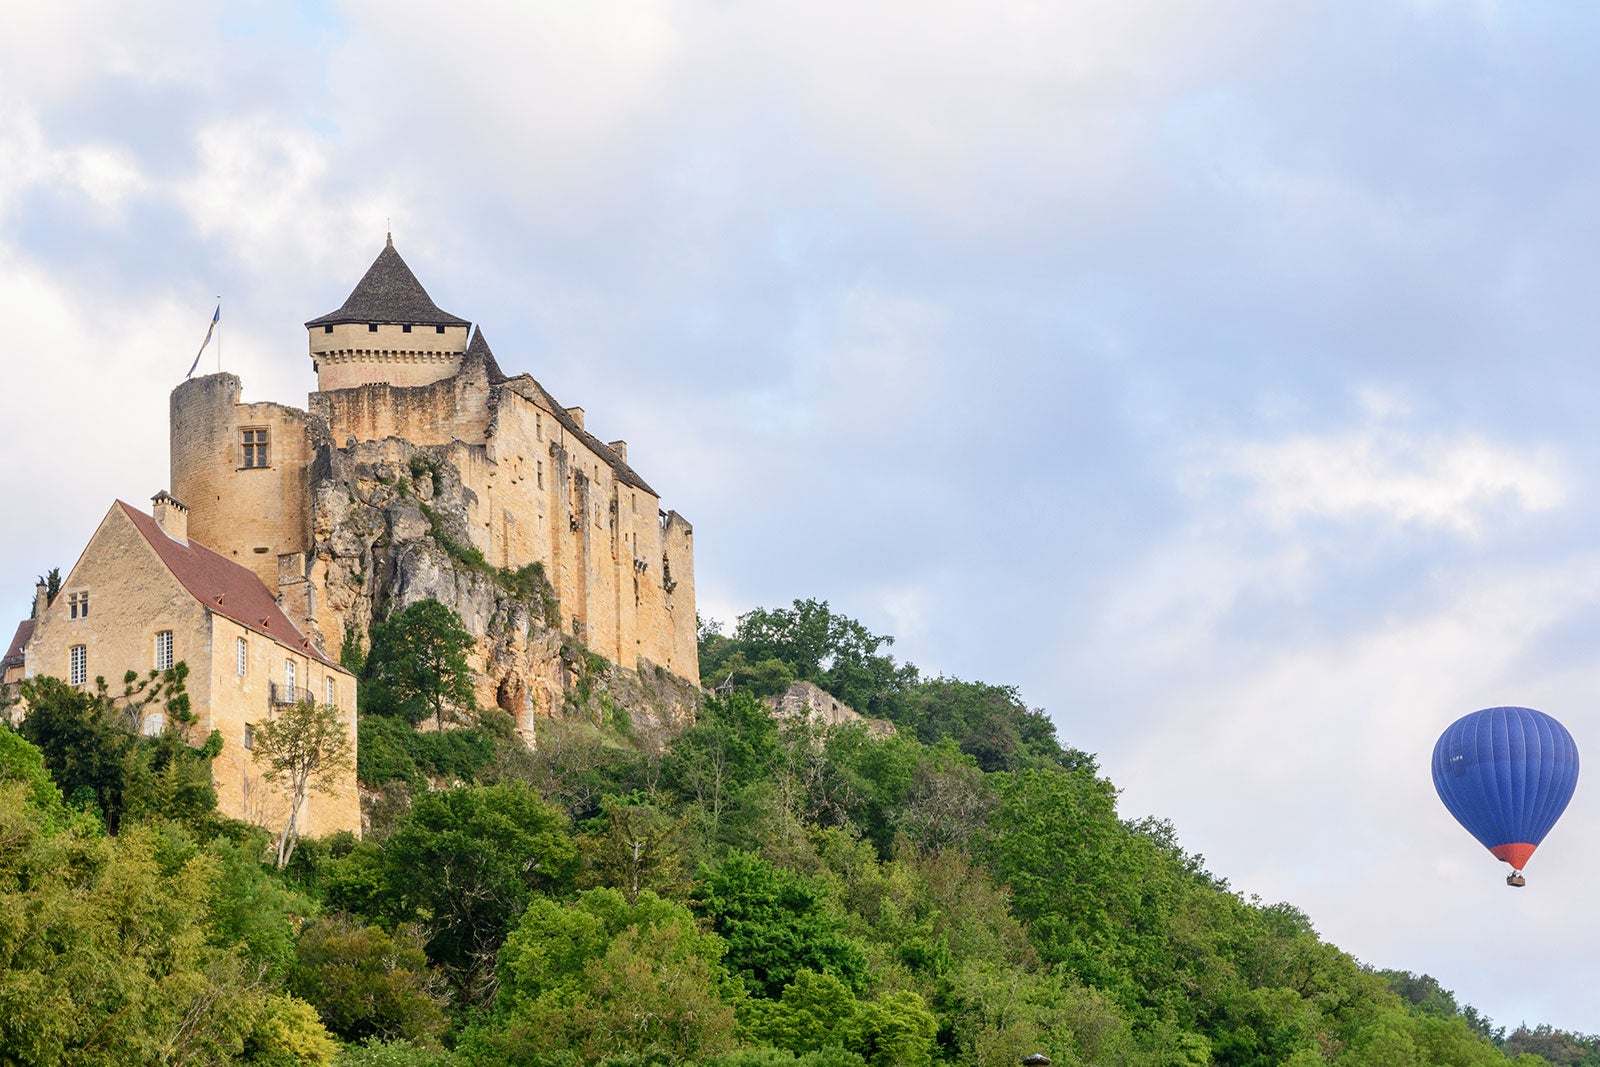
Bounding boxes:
187 304 219 378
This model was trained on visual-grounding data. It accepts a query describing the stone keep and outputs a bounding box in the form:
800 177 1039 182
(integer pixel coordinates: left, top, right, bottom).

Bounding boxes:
170 237 699 724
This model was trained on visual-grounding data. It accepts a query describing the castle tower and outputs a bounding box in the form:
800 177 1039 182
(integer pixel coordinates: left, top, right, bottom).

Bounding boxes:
305 235 472 392
170 373 315 590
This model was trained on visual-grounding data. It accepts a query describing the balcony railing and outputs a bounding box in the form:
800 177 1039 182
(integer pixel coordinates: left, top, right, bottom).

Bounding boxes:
269 681 301 706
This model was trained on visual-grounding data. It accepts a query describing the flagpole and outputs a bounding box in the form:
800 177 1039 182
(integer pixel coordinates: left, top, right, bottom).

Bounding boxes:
216 295 222 372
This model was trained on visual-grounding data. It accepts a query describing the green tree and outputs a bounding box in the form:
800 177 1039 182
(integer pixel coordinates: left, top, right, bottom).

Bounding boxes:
382 782 579 1004
19 667 216 834
664 691 782 842
290 914 448 1046
694 850 869 999
704 599 917 716
0 727 69 828
742 971 938 1067
364 599 479 730
578 794 692 903
252 699 355 868
486 889 739 1063
0 783 299 1065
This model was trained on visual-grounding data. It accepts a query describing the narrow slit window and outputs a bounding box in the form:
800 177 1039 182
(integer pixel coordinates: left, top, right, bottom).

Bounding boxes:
326 677 336 706
285 660 296 702
236 637 247 676
244 723 255 750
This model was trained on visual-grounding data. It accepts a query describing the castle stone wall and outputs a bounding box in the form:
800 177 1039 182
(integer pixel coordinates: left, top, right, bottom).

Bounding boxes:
311 358 492 449
311 322 469 391
172 374 315 589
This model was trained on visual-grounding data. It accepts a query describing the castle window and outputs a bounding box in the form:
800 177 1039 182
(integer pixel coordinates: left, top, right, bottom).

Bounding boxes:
155 631 173 671
243 428 269 468
284 660 296 703
326 677 336 706
324 324 333 333
368 323 378 333
244 723 255 750
402 324 412 333
237 637 247 676
537 460 543 488
68 591 89 619
436 325 445 334
69 645 86 686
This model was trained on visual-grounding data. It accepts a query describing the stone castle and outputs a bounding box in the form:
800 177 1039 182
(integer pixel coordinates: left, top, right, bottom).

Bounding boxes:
1 236 698 839
170 236 698 727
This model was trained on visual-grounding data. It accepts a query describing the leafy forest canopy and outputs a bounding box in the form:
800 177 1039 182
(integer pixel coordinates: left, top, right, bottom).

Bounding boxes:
2 596 1596 1066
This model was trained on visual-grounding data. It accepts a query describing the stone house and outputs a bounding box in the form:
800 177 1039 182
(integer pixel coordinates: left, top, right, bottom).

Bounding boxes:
18 494 360 837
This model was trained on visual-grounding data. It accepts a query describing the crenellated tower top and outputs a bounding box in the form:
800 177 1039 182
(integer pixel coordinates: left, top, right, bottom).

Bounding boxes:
305 238 471 392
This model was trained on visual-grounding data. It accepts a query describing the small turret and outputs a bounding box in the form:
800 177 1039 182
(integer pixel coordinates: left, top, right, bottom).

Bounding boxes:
305 236 471 392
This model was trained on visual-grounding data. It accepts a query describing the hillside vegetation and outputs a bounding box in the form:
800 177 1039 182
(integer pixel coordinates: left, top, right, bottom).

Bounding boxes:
1 597 1592 1066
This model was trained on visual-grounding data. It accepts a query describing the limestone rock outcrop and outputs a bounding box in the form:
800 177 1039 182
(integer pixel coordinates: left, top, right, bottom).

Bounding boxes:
306 438 698 742
764 681 895 738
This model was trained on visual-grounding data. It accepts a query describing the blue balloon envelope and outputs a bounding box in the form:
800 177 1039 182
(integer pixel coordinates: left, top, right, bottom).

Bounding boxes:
1432 706 1579 874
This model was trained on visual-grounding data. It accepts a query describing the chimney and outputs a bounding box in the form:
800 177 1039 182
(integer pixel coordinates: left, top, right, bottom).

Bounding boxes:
607 440 628 463
32 580 46 619
151 491 189 544
566 406 585 429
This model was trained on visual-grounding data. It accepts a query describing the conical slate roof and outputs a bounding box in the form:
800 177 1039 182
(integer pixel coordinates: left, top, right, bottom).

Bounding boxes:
305 236 470 328
465 326 509 384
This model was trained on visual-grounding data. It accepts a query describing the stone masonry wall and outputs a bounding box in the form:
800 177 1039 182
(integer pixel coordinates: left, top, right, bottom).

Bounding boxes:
171 374 315 589
311 322 470 391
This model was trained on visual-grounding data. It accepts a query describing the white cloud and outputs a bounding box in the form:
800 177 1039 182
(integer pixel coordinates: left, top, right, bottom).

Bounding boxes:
1190 406 1566 537
0 109 147 221
176 115 405 272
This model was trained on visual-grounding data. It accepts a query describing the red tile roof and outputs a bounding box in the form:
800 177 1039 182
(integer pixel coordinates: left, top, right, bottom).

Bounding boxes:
1 619 34 671
117 501 342 669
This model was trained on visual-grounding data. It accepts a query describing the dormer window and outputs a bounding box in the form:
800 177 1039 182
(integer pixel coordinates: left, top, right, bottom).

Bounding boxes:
243 428 269 468
68 591 89 619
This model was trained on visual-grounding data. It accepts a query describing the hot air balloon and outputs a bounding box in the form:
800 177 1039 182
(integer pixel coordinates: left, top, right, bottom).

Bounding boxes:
1432 706 1579 887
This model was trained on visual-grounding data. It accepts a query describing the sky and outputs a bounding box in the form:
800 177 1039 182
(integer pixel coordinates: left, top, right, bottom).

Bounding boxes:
4 0 1600 1035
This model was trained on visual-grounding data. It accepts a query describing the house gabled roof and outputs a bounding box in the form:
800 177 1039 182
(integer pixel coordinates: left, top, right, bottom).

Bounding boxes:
1 619 34 672
305 236 470 329
116 502 343 670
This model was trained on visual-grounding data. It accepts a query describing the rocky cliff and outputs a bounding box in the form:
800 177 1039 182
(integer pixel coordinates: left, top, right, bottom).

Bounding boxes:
303 437 699 742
